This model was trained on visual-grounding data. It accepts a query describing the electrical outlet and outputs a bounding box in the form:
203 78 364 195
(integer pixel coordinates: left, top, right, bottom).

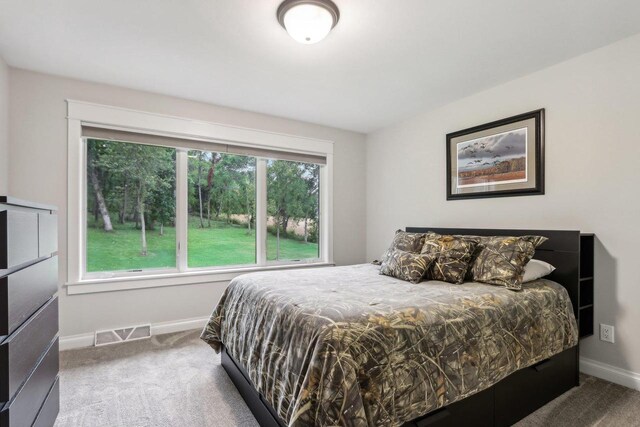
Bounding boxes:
600 324 615 343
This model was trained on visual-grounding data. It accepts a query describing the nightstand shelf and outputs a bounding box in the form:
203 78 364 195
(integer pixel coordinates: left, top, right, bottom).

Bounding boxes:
578 234 594 338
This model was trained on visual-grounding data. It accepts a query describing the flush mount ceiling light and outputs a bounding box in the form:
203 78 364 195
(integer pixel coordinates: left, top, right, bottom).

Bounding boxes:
277 0 340 44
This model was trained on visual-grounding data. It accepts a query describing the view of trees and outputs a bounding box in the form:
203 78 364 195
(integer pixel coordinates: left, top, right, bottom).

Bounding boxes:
188 151 256 232
86 139 320 272
267 160 320 259
87 139 176 261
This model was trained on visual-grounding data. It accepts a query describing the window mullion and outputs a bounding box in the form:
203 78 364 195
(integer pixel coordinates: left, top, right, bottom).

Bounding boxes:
256 158 267 265
176 149 189 271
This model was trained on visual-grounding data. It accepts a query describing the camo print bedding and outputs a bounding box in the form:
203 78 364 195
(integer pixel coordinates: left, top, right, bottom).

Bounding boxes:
201 263 578 427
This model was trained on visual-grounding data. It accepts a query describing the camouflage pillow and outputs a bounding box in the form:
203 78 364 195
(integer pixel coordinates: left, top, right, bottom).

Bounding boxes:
463 234 548 281
380 249 436 284
389 229 427 252
420 233 479 284
470 235 548 290
376 230 426 265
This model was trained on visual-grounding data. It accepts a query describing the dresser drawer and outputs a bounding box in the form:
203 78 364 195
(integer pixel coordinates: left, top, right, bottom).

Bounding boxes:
0 338 59 427
409 386 493 427
0 209 39 271
494 346 577 426
0 257 58 338
37 213 57 259
0 297 58 402
32 377 59 427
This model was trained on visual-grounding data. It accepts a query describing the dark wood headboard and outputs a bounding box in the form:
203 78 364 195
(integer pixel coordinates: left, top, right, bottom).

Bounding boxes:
405 227 581 318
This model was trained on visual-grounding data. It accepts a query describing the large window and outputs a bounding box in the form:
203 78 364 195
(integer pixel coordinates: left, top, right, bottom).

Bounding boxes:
83 137 324 278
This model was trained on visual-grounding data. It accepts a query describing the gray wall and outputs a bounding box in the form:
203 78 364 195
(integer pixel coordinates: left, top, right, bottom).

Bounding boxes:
366 34 640 374
8 69 367 337
0 56 8 194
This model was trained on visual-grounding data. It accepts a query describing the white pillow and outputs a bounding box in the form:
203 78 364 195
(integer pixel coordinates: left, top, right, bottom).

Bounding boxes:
523 259 556 282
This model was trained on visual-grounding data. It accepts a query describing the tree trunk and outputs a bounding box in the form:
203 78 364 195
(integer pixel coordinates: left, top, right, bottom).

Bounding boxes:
133 186 140 229
88 160 113 232
276 218 280 261
159 222 164 236
197 154 204 228
138 188 147 256
246 195 251 233
205 155 219 228
282 215 289 236
198 184 204 228
120 181 128 224
304 218 308 243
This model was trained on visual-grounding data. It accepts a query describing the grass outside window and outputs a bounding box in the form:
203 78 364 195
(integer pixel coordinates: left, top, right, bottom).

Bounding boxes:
86 218 319 273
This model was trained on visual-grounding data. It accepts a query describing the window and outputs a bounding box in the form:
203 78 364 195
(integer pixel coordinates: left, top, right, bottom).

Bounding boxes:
187 151 256 268
67 101 333 292
86 139 176 273
81 132 326 280
267 160 320 262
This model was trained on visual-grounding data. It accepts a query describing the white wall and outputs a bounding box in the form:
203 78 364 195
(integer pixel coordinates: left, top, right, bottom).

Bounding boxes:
0 56 8 194
366 34 640 375
8 69 367 338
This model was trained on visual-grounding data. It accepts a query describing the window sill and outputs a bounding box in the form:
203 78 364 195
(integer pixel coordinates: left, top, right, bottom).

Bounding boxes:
65 262 335 295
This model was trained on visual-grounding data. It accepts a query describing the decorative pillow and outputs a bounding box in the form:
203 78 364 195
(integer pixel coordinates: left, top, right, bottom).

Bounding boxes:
380 249 436 284
523 259 556 282
420 233 479 284
471 235 548 290
375 230 426 265
464 234 548 280
389 229 427 252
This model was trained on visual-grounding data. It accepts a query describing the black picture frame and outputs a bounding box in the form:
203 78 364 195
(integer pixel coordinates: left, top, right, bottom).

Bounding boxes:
446 109 545 200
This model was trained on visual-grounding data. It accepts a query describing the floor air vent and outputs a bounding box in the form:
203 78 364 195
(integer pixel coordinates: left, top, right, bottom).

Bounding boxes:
94 324 151 346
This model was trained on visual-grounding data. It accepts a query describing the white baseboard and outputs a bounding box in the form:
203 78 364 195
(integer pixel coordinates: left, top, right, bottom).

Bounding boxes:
59 333 95 351
580 357 640 391
59 316 210 351
150 316 209 336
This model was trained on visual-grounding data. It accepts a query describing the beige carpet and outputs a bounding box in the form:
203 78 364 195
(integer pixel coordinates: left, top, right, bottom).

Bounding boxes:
55 330 640 427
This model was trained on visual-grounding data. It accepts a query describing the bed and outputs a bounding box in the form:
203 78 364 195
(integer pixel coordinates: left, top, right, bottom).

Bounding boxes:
202 228 582 427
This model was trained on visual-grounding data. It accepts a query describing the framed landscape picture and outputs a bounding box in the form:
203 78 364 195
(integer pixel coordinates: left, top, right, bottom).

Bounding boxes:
446 109 545 200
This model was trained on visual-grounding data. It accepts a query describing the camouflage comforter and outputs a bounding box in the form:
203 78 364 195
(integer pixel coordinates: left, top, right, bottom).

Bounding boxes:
201 264 578 426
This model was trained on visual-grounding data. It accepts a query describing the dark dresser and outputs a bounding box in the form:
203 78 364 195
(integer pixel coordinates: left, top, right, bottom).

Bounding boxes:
0 197 59 427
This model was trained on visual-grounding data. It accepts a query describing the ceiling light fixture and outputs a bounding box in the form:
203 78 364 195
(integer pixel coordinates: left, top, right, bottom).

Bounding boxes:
277 0 340 44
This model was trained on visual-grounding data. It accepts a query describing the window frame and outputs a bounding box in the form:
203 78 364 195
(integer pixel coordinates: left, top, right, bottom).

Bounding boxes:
66 100 334 295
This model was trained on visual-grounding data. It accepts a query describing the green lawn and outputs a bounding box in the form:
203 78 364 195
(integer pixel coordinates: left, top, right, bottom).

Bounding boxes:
86 218 318 272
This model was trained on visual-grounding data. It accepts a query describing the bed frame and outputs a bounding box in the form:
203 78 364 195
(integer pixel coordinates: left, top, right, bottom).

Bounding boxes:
221 228 582 427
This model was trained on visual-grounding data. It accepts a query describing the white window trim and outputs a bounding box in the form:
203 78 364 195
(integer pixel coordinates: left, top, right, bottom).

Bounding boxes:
66 100 334 295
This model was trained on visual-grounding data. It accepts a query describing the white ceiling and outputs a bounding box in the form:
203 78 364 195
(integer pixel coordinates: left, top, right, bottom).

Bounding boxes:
1 1 640 133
